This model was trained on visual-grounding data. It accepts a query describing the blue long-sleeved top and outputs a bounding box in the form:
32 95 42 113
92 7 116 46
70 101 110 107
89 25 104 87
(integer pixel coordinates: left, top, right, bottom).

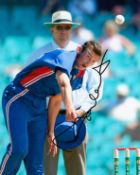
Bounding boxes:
28 40 103 112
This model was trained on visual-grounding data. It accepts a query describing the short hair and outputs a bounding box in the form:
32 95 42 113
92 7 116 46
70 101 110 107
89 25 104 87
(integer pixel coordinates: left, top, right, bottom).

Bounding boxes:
81 40 102 56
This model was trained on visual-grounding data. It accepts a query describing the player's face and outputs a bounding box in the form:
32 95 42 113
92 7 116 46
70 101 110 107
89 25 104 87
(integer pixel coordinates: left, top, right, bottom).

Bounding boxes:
75 49 100 69
51 24 72 48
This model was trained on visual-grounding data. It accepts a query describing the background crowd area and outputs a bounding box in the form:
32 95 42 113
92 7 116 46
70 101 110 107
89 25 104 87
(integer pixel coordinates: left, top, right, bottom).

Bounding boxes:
0 0 140 174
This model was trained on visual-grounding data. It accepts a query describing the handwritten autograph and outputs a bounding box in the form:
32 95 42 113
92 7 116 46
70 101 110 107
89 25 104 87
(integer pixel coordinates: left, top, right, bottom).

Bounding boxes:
53 49 110 149
83 49 110 120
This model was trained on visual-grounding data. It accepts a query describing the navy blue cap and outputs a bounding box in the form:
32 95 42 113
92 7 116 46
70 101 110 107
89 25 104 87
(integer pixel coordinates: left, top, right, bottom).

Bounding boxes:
54 117 86 150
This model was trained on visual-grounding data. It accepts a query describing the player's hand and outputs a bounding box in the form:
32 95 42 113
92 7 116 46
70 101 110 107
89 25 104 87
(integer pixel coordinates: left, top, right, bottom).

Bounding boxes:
66 107 78 122
75 109 85 117
47 132 57 157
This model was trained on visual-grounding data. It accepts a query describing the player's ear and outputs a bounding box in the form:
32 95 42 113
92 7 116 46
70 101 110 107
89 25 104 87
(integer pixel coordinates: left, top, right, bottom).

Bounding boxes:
76 46 82 53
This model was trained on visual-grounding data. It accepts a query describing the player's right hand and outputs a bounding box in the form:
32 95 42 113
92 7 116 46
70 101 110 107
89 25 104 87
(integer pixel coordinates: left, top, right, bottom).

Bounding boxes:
66 107 78 122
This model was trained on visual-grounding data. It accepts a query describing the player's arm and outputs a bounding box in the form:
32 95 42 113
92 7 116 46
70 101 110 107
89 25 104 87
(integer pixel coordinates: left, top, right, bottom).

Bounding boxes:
47 95 62 134
47 94 62 157
47 70 77 156
56 70 77 122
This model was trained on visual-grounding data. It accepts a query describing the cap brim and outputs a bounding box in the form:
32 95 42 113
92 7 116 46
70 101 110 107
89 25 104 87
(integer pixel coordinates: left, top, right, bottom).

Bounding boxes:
55 118 86 150
44 22 80 28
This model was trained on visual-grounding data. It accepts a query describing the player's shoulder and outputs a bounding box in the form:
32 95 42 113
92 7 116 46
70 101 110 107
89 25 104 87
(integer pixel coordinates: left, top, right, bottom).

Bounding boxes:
57 49 77 61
